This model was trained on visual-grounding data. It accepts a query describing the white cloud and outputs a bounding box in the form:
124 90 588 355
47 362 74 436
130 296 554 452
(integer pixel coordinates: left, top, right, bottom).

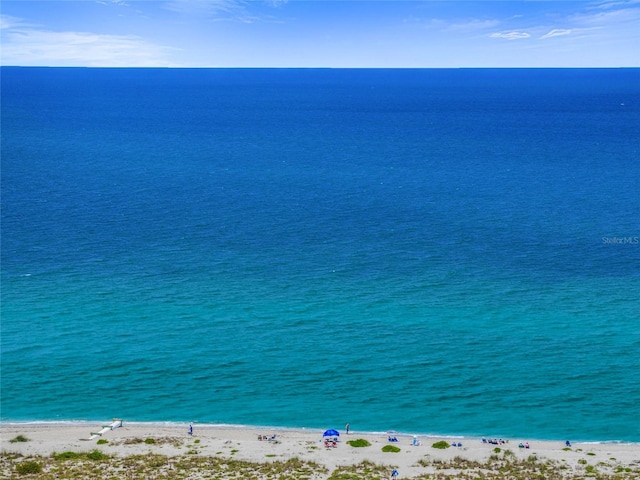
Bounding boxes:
489 31 531 40
163 0 244 16
162 0 289 23
162 0 265 24
0 20 178 67
96 0 130 6
447 18 501 32
540 29 572 39
263 0 288 7
404 15 500 33
570 2 640 25
0 14 31 30
589 0 640 10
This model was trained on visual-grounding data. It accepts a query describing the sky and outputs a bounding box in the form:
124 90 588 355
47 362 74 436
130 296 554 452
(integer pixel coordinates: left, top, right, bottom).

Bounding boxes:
1 0 639 68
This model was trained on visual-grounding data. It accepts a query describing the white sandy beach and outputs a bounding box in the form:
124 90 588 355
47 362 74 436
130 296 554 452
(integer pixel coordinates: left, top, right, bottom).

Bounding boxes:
2 422 639 478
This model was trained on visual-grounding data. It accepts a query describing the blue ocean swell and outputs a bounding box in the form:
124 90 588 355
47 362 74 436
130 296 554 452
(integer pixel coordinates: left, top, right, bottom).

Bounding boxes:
1 68 639 440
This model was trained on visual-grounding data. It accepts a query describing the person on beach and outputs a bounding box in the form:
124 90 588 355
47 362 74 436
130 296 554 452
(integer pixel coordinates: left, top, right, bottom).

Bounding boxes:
391 467 399 479
345 423 350 434
188 424 193 436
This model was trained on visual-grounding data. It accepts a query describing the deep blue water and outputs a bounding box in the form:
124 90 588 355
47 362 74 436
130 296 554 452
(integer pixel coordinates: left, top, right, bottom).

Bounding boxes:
1 67 639 442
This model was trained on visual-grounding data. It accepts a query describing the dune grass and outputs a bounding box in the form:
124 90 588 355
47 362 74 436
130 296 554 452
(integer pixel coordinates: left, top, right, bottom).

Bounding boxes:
2 451 638 479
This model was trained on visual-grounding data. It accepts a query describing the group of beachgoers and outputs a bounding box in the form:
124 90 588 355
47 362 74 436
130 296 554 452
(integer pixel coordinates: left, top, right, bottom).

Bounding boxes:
186 423 565 455
484 437 533 448
186 422 577 463
483 437 570 449
483 437 506 445
323 437 338 448
386 434 465 447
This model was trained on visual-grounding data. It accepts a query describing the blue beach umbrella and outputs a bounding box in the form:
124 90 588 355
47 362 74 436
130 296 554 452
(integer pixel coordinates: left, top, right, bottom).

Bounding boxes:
323 429 340 437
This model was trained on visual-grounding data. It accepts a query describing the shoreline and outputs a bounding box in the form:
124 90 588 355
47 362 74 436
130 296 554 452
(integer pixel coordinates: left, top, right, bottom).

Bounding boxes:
2 422 639 479
1 420 638 445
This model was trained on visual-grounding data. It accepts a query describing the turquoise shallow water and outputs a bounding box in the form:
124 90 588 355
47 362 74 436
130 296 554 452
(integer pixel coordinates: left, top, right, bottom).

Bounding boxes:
1 68 639 441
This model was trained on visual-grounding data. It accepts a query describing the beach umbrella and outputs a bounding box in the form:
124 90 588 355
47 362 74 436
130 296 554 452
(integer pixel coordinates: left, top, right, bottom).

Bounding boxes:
323 429 340 437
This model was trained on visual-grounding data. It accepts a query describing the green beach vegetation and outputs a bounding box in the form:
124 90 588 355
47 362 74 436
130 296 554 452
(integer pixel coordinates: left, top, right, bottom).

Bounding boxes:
86 450 109 461
346 439 371 448
381 444 401 453
15 460 42 475
3 451 638 479
431 440 450 449
52 451 81 460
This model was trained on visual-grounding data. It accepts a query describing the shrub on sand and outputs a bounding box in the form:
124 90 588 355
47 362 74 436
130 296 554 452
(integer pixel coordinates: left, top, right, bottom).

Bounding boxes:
9 435 30 443
432 440 450 449
382 445 401 453
53 451 81 460
503 449 516 460
16 461 42 475
86 450 109 461
347 439 371 448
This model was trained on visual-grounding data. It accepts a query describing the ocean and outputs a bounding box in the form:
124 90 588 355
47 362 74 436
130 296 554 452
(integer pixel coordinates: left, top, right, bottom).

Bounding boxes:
1 67 639 442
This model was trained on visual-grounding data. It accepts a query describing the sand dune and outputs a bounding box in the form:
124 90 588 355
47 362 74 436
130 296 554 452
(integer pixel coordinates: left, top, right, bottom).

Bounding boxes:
2 423 639 479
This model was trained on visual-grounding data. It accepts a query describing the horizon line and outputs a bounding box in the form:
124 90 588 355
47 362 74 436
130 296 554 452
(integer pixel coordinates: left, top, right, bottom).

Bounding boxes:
2 65 639 70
